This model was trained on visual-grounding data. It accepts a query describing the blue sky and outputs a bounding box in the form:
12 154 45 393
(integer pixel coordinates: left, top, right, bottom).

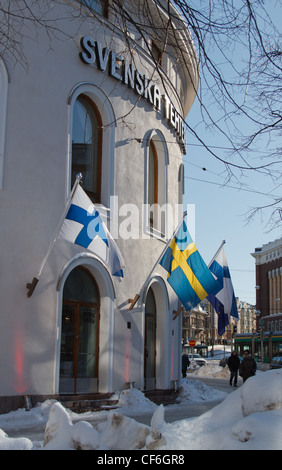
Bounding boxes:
183 100 281 306
181 1 281 306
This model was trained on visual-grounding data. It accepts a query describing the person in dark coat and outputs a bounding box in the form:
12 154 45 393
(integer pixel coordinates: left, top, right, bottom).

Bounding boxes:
182 352 190 378
227 350 240 387
239 350 257 383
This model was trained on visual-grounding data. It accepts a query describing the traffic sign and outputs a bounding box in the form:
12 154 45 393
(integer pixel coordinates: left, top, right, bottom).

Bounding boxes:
189 340 196 347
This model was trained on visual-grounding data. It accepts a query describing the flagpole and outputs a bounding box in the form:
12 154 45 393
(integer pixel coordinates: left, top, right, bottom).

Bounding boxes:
128 211 187 310
26 173 82 297
208 239 226 355
208 239 226 267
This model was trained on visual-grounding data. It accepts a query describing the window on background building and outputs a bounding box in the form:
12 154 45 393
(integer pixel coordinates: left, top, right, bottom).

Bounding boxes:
72 94 102 202
79 0 109 18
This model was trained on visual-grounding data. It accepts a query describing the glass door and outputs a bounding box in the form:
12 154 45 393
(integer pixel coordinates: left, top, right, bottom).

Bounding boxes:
60 304 76 393
59 267 100 394
144 287 157 390
76 305 99 393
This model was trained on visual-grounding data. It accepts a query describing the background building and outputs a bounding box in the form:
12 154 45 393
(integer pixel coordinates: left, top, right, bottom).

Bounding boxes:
182 305 209 346
234 238 282 362
252 238 282 331
235 300 256 335
0 0 198 411
182 297 256 351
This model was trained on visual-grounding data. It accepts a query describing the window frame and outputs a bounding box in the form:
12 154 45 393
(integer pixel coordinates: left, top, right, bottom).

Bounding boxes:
78 0 109 19
72 93 103 203
144 130 168 239
151 40 162 66
0 58 8 189
148 139 158 228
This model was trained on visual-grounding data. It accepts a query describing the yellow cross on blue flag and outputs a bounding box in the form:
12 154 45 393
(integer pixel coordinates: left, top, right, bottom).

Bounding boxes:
160 220 220 310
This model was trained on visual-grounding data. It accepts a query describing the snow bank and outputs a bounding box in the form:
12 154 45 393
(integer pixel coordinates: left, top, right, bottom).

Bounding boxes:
0 399 55 433
42 402 150 450
179 378 226 402
114 387 157 411
192 363 230 378
241 369 282 416
97 413 149 450
0 429 33 450
159 369 282 450
0 369 281 450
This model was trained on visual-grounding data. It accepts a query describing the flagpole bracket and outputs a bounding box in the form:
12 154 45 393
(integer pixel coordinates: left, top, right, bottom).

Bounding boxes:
172 306 183 320
128 294 140 311
26 277 39 298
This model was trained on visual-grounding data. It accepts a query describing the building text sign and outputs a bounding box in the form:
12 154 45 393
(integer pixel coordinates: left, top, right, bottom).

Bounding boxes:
79 36 186 153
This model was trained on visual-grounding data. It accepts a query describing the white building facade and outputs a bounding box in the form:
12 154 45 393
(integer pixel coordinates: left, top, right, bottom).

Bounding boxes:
0 0 198 410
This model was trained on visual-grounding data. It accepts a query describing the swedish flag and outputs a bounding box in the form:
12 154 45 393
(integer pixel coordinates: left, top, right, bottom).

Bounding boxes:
160 221 219 310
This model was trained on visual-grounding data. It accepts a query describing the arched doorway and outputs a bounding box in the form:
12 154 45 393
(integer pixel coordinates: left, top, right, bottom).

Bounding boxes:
59 267 100 394
144 287 157 390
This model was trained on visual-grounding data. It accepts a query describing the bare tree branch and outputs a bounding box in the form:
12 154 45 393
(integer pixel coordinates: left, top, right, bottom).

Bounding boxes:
0 0 281 227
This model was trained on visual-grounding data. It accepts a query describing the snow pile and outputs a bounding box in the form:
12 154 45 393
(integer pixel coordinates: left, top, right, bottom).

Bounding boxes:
97 413 149 450
0 369 281 450
114 387 157 411
159 369 282 450
0 399 56 433
43 402 150 450
0 429 33 450
193 363 230 378
241 369 282 415
179 378 226 402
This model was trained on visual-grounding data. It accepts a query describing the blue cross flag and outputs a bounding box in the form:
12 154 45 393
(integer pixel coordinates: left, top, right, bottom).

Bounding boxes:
59 184 124 279
207 246 239 335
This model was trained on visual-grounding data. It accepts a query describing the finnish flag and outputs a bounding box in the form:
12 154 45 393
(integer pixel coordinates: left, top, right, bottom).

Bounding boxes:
59 184 124 279
207 247 238 335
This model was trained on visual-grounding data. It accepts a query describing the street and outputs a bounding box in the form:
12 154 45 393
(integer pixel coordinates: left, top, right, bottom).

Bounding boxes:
133 375 241 426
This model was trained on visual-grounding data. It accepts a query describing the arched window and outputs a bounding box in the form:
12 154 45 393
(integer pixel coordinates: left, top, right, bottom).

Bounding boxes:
63 266 99 303
0 58 8 189
148 140 158 227
80 0 109 18
146 132 168 235
178 163 185 204
72 94 102 202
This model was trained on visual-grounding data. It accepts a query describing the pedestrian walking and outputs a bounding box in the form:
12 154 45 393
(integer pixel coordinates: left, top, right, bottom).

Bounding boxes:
239 350 257 383
182 352 190 378
227 350 240 387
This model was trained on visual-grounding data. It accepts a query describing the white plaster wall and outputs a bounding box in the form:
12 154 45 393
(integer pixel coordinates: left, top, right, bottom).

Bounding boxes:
0 2 194 396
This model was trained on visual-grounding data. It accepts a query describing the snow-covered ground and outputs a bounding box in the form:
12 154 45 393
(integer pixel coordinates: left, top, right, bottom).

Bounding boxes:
0 361 281 450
